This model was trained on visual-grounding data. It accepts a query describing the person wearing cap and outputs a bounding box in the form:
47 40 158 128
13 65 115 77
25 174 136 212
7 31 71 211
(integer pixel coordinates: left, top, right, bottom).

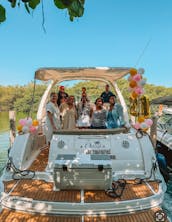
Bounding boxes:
100 84 114 103
106 95 125 128
57 85 68 107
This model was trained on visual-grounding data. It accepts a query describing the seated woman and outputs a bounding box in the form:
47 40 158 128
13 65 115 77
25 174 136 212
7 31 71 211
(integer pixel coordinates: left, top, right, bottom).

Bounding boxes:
45 92 61 145
90 97 106 129
77 95 91 128
61 95 77 130
106 95 125 128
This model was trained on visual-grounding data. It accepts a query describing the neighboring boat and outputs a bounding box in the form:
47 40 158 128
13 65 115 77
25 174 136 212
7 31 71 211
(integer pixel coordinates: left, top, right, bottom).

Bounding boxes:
151 96 172 172
0 68 169 221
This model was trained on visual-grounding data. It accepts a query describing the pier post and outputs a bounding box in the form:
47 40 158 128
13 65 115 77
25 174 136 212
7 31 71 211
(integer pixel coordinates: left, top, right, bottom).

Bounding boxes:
9 110 16 146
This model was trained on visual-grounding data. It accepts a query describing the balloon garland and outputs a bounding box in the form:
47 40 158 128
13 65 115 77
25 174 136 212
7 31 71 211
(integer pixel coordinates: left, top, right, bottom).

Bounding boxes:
128 68 153 131
17 117 39 134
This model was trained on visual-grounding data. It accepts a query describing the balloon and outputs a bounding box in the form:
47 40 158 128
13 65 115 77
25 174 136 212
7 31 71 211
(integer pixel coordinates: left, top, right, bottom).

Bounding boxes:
131 91 138 99
138 68 145 75
29 126 37 134
129 68 137 76
129 80 137 88
140 122 149 129
17 125 23 131
138 79 146 87
19 119 27 126
133 122 140 130
133 74 142 82
32 120 39 126
138 116 145 123
145 119 153 126
134 87 144 95
22 126 29 133
26 118 32 127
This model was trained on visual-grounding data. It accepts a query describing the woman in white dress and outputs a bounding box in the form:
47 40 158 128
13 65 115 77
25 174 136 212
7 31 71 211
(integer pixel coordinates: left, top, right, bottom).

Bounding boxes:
77 95 91 128
45 92 61 144
61 95 77 130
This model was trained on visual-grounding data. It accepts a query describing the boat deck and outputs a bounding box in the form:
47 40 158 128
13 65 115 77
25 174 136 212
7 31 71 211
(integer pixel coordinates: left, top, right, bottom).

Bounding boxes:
1 147 168 222
4 179 159 203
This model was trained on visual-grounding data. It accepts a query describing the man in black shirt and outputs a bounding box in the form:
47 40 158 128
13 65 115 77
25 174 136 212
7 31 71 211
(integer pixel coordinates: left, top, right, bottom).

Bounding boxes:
100 84 114 103
57 86 68 106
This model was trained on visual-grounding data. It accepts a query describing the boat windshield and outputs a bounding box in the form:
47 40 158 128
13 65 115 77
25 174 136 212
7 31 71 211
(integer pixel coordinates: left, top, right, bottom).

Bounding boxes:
158 113 172 133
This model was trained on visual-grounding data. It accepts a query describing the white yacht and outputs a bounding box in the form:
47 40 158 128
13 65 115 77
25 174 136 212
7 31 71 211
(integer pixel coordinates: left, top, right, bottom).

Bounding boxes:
0 67 169 222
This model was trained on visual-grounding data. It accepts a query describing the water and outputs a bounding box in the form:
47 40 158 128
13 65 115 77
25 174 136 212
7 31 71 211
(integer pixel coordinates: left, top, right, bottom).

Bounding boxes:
0 112 172 220
0 131 9 171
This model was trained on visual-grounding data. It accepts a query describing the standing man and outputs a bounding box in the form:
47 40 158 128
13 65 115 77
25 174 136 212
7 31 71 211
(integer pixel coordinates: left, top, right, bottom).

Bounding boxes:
57 85 68 107
100 84 114 103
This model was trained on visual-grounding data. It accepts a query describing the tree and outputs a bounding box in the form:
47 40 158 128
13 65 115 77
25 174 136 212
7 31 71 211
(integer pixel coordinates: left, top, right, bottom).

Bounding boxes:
0 0 85 24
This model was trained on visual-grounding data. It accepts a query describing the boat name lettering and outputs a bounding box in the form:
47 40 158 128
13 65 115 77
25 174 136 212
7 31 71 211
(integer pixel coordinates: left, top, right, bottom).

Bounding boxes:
81 141 105 149
85 149 111 155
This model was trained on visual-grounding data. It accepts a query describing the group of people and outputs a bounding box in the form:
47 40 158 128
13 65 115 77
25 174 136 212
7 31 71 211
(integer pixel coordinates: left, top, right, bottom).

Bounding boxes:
45 84 125 144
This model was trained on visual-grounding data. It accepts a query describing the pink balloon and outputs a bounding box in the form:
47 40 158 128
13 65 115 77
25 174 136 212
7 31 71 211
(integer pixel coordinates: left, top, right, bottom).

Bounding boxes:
145 119 153 126
134 87 144 95
19 119 27 126
133 74 142 82
29 126 37 134
133 122 140 129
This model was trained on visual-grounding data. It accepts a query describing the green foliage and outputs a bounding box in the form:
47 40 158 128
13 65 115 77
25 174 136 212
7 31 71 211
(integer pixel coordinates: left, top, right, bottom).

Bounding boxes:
0 5 6 23
29 0 40 9
54 0 85 21
0 0 85 24
0 83 46 114
0 80 172 115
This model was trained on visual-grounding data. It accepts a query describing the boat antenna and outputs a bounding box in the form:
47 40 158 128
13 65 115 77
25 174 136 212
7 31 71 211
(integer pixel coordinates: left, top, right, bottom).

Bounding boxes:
134 38 152 67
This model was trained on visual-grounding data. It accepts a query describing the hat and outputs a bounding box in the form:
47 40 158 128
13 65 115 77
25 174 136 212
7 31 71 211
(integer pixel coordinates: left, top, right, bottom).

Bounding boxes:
59 85 65 90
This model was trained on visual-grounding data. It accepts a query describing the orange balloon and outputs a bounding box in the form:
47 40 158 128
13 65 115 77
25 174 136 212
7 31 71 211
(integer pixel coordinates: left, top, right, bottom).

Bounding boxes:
131 91 138 99
129 80 137 88
32 120 39 126
138 116 145 123
17 125 23 131
142 128 148 132
129 68 137 76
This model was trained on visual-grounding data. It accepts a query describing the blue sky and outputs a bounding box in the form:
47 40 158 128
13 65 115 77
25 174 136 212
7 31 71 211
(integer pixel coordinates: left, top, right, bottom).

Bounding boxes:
0 0 172 87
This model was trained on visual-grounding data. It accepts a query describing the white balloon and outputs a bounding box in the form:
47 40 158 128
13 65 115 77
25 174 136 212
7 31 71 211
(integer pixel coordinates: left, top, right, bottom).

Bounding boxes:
138 68 145 75
140 122 148 129
26 118 32 127
138 79 146 86
22 126 29 133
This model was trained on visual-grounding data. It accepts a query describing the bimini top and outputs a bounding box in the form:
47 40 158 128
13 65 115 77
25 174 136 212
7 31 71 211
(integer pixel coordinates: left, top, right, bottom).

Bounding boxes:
35 67 131 83
151 95 172 106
